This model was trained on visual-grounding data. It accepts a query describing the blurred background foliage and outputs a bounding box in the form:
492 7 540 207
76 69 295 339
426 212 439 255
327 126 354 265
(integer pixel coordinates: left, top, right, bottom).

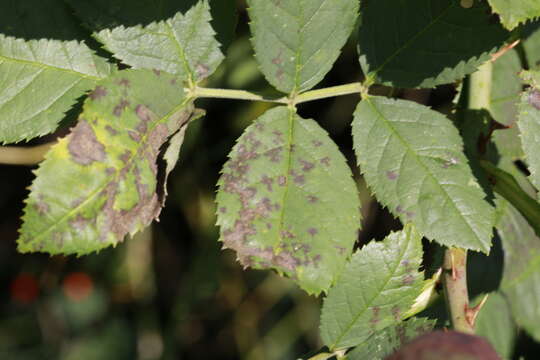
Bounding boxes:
1 0 540 359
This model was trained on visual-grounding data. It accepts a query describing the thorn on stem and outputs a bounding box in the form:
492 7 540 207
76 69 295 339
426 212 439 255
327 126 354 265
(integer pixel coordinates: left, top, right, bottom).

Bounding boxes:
464 294 489 328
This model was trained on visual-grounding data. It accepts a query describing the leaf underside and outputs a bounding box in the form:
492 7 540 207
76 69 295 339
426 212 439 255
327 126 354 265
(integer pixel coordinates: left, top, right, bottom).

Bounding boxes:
18 69 193 255
358 0 509 88
215 106 361 295
0 35 113 143
247 0 358 94
488 0 540 30
496 197 540 342
94 0 223 83
352 96 495 252
517 70 540 193
320 225 425 350
346 317 436 360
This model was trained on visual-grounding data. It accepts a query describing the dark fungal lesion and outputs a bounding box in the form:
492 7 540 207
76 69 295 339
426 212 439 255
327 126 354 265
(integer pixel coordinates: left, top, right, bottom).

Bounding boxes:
67 120 106 166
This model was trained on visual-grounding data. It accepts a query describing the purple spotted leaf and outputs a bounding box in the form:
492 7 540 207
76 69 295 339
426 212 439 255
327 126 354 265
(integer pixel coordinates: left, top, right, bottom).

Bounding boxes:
320 224 425 350
247 0 359 94
17 69 194 255
94 0 224 83
215 106 361 295
517 71 540 195
352 96 495 253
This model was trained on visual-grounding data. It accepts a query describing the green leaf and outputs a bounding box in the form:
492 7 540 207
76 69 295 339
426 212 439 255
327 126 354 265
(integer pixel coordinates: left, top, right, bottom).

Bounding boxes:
0 35 113 143
18 69 194 255
247 0 359 94
215 106 361 295
320 225 424 350
346 317 436 360
358 0 509 88
496 197 540 342
94 0 224 83
517 70 540 193
493 127 524 159
491 49 522 126
352 96 495 252
474 292 517 359
487 0 540 30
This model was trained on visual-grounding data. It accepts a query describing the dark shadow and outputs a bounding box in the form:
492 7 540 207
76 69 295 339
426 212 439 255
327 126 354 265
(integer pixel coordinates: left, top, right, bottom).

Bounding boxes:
0 0 237 51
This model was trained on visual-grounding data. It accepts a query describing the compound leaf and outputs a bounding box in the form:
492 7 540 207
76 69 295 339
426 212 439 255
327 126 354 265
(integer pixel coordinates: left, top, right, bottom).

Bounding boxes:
247 0 359 94
488 0 540 30
346 317 436 360
517 70 540 193
320 225 425 350
358 0 509 88
215 106 361 295
352 96 495 252
0 35 113 143
18 69 194 255
94 0 223 83
496 197 540 341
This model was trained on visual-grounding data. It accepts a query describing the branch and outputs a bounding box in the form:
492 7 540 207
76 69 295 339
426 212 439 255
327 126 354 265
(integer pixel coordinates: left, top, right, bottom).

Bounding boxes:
0 142 54 166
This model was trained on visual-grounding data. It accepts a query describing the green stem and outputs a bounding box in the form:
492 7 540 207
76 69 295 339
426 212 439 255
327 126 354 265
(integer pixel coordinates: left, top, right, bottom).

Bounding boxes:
443 248 475 334
294 82 363 104
192 86 288 103
193 82 363 105
468 61 492 110
0 142 54 165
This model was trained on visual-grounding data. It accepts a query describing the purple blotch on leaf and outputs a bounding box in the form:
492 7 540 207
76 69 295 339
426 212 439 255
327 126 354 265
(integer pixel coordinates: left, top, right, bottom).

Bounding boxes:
386 170 398 180
529 89 540 110
68 120 106 165
89 86 107 100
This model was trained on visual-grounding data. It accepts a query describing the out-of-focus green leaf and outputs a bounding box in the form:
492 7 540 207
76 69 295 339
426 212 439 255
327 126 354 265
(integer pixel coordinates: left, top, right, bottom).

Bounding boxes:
358 0 509 88
475 292 517 359
94 1 223 83
491 49 522 126
496 197 540 342
517 70 540 193
320 225 424 350
346 317 436 360
247 0 359 94
352 96 495 252
487 0 540 30
0 35 113 143
18 69 194 255
493 127 524 159
523 23 540 70
215 106 361 295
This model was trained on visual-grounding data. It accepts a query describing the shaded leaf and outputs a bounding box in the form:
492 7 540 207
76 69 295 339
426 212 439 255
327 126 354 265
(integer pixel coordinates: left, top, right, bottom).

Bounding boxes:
493 127 524 159
358 0 509 88
320 225 424 350
496 196 540 342
346 317 436 360
487 0 540 30
0 0 85 41
66 0 237 50
517 70 540 193
475 292 517 359
94 0 224 83
0 35 113 143
215 106 361 295
352 96 495 252
18 69 193 255
247 0 359 94
523 22 540 70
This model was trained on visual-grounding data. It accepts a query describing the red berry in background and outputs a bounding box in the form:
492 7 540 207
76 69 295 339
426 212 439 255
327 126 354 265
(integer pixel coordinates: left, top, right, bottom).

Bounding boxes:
62 272 93 302
10 273 39 305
